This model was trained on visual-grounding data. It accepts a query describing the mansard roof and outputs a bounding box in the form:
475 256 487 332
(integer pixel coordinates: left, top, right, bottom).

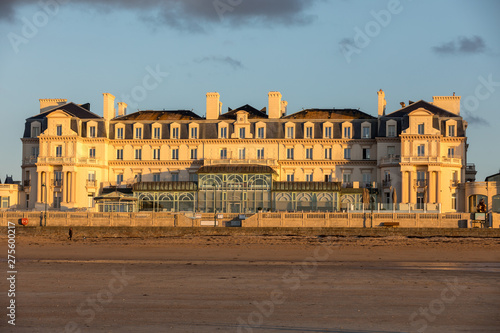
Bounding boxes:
116 110 203 121
283 108 376 120
386 100 459 118
219 104 268 120
28 102 102 120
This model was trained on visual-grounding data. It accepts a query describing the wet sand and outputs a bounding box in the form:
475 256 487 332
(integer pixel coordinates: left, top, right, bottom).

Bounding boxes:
1 234 500 332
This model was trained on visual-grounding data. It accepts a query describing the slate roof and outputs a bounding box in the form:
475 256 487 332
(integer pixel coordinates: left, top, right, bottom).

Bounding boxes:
284 108 376 120
28 102 102 120
485 172 500 182
197 164 276 174
219 104 268 120
116 110 203 121
386 100 459 118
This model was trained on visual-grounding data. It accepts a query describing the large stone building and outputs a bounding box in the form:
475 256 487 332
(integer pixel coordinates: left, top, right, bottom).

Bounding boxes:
20 90 476 213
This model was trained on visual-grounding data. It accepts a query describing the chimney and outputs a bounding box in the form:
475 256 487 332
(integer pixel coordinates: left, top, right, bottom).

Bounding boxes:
39 99 67 113
206 92 222 120
103 93 116 121
117 102 127 117
377 89 386 116
432 95 461 115
268 92 286 119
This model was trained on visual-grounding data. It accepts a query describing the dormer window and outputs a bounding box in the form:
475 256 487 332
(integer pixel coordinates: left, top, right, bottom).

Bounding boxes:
239 127 246 139
134 124 143 140
255 122 266 139
117 128 124 139
285 123 295 139
218 122 228 139
189 123 199 139
171 123 180 139
304 123 314 139
152 124 162 139
323 123 333 139
418 123 425 135
31 122 41 138
342 123 352 139
56 125 62 136
89 126 96 138
386 120 397 137
361 122 371 139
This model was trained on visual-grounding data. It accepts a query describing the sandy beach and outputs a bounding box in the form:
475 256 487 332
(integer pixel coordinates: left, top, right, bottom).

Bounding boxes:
1 233 500 332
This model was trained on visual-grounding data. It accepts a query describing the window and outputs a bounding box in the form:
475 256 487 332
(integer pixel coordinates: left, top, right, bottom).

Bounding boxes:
191 127 198 139
452 193 457 210
417 171 426 181
305 127 313 139
387 146 395 157
343 126 351 139
286 174 294 182
239 128 246 139
190 148 198 160
88 171 96 181
172 148 179 160
56 145 62 157
448 125 455 137
220 148 227 159
153 127 161 139
89 148 96 159
362 126 370 138
135 149 142 160
116 149 123 160
32 126 40 138
135 127 142 139
362 148 370 160
324 126 332 139
54 171 62 186
257 127 265 139
344 148 351 159
448 148 455 158
117 174 123 185
306 173 313 182
172 127 179 139
384 171 391 181
418 123 425 135
89 126 96 138
238 148 246 160
153 173 161 182
324 148 332 160
153 148 160 160
171 173 179 182
31 147 39 158
287 126 294 139
116 128 124 139
220 127 227 139
363 173 371 186
56 125 62 136
286 148 294 159
257 148 264 160
387 125 396 137
305 148 313 159
417 144 425 156
324 175 332 182
134 173 142 182
343 173 351 184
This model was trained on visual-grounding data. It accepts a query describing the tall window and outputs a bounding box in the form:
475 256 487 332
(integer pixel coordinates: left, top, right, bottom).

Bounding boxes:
239 128 246 139
190 148 198 160
89 148 96 159
305 148 313 159
153 127 161 139
172 148 179 160
305 127 313 139
56 125 62 136
220 148 227 159
172 127 179 139
343 127 351 139
257 148 264 160
116 174 123 185
344 148 351 159
238 148 246 160
287 126 294 139
286 174 294 182
32 126 40 138
362 148 370 160
116 128 124 139
286 148 294 160
448 125 455 137
362 126 370 138
257 127 265 139
153 173 161 182
452 193 457 210
418 123 425 135
324 127 332 139
54 171 62 186
306 173 313 182
56 145 62 157
135 173 142 182
363 173 371 186
220 127 227 139
417 144 425 156
135 127 142 139
116 149 123 160
417 171 426 180
171 173 179 182
343 173 351 184
153 148 160 160
135 148 142 160
387 125 396 137
448 147 455 158
324 148 332 160
89 126 96 138
387 146 395 157
191 127 198 139
32 147 39 158
88 171 96 181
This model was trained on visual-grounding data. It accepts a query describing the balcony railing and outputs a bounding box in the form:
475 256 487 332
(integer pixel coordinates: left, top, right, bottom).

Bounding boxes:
204 159 278 166
86 180 98 188
23 156 38 165
380 155 400 164
37 157 75 164
342 182 353 188
23 180 31 187
414 179 428 187
466 163 477 173
382 179 391 188
400 156 463 164
53 180 63 187
450 179 459 187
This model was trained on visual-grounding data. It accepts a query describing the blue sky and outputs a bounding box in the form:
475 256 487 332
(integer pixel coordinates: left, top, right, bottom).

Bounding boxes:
0 0 499 181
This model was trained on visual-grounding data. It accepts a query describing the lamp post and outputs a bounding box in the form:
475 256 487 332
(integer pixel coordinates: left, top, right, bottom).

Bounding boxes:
41 183 47 226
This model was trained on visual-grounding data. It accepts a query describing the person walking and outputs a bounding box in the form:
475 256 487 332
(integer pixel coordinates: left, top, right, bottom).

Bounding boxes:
68 228 73 241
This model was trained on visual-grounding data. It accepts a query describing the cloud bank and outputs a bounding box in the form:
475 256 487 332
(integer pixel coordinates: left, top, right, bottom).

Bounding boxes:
433 36 486 55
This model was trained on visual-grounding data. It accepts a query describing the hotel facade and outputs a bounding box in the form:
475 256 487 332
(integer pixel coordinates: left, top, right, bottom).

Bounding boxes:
19 90 488 214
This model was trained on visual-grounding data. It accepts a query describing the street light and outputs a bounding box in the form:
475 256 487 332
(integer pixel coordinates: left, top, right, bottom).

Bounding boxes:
41 183 47 226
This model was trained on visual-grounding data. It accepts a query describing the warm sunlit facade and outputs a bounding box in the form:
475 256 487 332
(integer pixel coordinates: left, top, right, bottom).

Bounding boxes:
20 90 476 213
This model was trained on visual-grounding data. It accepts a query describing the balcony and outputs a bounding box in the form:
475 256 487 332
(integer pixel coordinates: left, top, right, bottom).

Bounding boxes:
23 180 31 187
86 180 98 188
23 156 38 165
450 179 459 187
382 179 391 188
414 179 428 187
402 156 439 163
204 158 278 167
53 179 63 187
380 155 400 164
37 157 75 164
342 182 353 188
